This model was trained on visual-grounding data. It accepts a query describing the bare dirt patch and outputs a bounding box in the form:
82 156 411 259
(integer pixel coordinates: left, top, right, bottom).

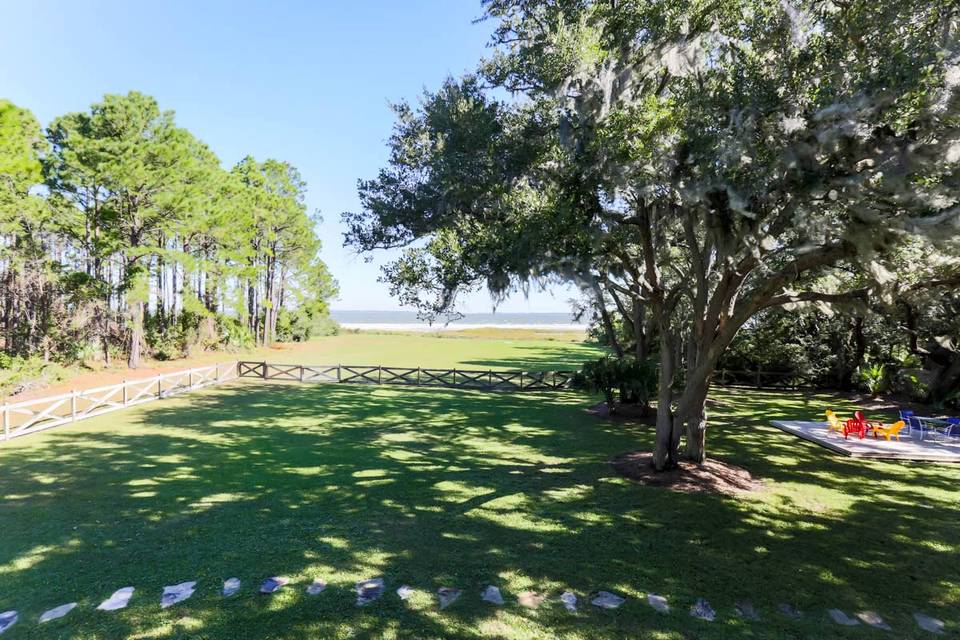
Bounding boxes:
612 451 763 495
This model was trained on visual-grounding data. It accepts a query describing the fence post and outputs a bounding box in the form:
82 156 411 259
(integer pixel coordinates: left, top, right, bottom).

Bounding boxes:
188 370 193 389
300 365 305 382
417 368 421 386
71 390 77 421
378 366 382 384
3 403 8 441
158 377 162 399
123 380 128 406
488 370 493 389
452 368 456 387
337 364 341 383
756 370 762 389
520 371 524 391
215 363 220 381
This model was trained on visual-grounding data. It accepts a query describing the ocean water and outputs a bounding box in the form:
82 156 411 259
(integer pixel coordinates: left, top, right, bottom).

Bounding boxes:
331 310 584 331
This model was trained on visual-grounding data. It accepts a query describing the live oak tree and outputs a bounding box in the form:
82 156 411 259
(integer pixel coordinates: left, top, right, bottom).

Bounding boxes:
345 0 960 469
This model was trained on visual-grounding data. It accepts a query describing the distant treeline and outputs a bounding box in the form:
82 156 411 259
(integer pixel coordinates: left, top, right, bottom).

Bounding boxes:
0 92 336 370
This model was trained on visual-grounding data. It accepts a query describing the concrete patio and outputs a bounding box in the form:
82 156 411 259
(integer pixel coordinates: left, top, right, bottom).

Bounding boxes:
771 420 960 463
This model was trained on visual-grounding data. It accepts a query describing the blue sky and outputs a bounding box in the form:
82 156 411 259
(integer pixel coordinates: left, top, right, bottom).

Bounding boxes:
0 0 577 314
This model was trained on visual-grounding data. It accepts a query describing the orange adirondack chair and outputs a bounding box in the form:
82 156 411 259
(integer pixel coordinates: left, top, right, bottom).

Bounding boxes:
873 420 907 441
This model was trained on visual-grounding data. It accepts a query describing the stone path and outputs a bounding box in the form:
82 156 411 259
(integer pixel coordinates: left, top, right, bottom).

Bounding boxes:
2 576 953 636
591 591 625 609
647 594 670 614
0 611 16 635
482 586 504 605
914 612 946 635
355 578 385 607
223 578 241 597
97 587 134 611
828 608 860 626
437 587 461 610
39 603 76 623
857 610 892 631
161 581 196 608
259 577 288 594
517 591 545 609
690 598 715 622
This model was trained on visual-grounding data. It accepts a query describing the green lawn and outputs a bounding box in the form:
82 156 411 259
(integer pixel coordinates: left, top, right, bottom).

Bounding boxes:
0 335 957 639
263 331 603 371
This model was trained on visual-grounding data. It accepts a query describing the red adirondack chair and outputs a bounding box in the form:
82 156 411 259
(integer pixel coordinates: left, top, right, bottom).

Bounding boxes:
844 418 867 439
854 411 885 437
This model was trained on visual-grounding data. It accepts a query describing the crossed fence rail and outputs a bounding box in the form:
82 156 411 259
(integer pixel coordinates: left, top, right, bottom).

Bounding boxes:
0 358 820 444
237 361 577 392
1 362 238 442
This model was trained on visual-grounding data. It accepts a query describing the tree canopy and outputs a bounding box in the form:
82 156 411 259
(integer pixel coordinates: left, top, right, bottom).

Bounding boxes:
0 91 336 370
345 0 960 468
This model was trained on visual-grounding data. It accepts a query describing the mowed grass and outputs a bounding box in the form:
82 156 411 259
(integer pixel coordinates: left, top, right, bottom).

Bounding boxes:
263 331 602 371
0 335 957 639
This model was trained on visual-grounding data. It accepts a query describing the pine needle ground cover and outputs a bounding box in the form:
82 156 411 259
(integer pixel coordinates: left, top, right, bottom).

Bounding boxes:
0 336 956 639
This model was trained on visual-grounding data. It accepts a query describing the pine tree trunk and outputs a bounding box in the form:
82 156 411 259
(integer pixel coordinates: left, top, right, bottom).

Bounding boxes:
128 299 143 369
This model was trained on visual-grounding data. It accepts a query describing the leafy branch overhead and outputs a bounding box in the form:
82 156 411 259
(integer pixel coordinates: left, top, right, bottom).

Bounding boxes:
345 0 960 469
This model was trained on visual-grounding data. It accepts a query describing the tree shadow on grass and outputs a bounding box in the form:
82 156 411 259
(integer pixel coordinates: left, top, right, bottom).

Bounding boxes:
0 382 956 639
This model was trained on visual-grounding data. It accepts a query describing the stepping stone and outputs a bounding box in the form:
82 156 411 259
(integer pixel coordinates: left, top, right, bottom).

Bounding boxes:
857 611 891 631
0 611 16 635
690 598 716 622
39 603 77 623
437 587 461 610
355 578 385 606
778 603 803 619
518 591 545 609
591 591 625 609
307 579 327 596
647 594 670 614
161 581 197 608
259 577 289 594
913 612 945 635
828 609 860 626
98 587 135 611
482 585 504 605
735 600 761 621
396 585 414 600
560 591 577 612
223 578 241 597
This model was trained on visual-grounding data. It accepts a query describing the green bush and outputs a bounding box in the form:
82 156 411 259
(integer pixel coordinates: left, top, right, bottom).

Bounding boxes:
571 355 657 412
857 363 889 396
0 355 70 397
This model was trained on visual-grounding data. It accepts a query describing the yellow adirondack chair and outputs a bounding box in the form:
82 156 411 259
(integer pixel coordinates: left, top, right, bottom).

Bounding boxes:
825 410 846 433
873 420 907 441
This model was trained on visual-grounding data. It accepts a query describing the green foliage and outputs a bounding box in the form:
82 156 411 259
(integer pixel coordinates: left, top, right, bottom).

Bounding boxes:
858 363 890 397
0 354 70 397
217 315 254 351
572 355 657 409
275 308 314 343
0 92 337 381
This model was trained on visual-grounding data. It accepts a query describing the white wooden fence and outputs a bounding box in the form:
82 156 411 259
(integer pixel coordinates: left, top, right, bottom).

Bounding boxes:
1 362 238 442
